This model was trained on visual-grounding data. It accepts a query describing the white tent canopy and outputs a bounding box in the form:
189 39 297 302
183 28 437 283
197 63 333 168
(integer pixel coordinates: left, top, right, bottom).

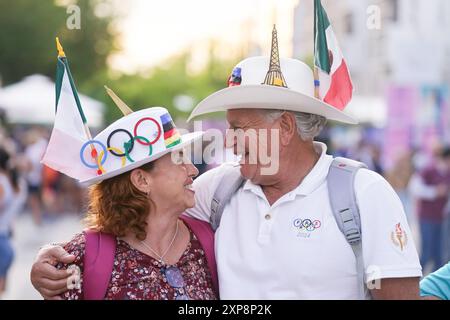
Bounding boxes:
0 74 104 127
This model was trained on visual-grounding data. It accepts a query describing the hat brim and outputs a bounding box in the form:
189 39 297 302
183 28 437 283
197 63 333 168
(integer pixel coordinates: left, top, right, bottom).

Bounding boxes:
79 131 204 186
187 85 358 124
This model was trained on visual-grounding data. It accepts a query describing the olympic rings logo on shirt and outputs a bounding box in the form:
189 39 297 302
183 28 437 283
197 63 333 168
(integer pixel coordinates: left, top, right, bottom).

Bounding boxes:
293 218 321 232
79 116 161 175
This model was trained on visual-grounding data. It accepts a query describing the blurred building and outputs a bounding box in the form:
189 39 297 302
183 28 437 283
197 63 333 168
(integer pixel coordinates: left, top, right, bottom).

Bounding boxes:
293 0 450 96
293 0 450 169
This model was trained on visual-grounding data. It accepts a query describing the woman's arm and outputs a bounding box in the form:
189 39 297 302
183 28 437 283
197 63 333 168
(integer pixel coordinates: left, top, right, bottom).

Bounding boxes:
55 233 86 300
30 244 74 300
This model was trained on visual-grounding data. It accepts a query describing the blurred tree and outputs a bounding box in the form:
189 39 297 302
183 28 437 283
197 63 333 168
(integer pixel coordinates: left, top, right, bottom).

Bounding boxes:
0 1 241 126
0 0 117 85
84 46 241 125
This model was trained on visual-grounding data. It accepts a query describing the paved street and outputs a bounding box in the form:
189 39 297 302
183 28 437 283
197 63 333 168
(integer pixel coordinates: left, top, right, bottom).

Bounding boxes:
3 213 83 300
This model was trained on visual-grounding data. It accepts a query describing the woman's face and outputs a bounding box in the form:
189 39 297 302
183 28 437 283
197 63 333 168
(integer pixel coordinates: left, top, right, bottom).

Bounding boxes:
137 149 199 214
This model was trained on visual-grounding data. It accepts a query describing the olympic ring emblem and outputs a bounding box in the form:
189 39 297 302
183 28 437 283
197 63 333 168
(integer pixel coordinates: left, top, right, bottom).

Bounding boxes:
293 218 322 232
80 117 162 174
107 129 134 157
98 147 127 173
80 140 108 169
124 136 153 163
302 219 313 231
133 117 162 146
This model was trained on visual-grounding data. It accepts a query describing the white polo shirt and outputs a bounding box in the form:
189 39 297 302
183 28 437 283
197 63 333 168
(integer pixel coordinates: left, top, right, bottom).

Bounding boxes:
186 142 422 299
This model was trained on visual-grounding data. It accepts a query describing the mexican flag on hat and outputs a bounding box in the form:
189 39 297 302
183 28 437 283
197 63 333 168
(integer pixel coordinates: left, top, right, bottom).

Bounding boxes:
41 38 96 182
314 0 353 110
188 25 357 124
42 38 203 186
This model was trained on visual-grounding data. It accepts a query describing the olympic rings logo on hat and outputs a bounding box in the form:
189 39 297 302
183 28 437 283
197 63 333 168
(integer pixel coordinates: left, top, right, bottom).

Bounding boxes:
293 218 321 232
79 116 163 175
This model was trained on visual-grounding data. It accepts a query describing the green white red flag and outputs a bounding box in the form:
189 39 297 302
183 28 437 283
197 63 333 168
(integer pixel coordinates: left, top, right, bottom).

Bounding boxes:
314 0 353 110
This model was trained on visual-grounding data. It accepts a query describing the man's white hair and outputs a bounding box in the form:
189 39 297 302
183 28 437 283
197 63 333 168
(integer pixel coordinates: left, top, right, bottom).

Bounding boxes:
263 110 327 141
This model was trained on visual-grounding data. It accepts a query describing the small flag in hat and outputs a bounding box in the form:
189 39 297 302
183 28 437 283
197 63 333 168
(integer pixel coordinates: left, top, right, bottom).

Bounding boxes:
314 0 353 110
41 38 97 180
228 67 242 87
160 113 181 148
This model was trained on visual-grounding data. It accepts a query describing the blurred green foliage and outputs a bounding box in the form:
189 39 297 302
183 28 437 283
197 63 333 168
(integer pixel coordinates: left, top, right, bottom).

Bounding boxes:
0 0 117 85
0 0 241 125
83 51 240 124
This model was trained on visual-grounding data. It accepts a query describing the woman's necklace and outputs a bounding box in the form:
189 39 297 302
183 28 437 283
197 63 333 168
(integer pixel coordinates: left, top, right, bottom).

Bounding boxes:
140 220 179 264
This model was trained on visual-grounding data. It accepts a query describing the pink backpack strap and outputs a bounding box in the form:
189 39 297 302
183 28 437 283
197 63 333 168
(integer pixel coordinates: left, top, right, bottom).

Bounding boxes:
180 215 219 297
83 229 116 300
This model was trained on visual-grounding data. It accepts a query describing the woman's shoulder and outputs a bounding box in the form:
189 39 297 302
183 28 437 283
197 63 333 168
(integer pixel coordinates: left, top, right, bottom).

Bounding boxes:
59 232 87 269
64 232 86 252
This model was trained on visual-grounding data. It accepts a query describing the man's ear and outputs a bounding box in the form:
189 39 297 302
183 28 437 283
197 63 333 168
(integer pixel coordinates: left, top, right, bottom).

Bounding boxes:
279 112 297 146
130 169 151 193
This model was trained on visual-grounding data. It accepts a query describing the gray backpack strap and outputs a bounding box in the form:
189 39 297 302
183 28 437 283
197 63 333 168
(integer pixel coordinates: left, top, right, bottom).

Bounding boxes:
327 157 368 299
210 164 245 231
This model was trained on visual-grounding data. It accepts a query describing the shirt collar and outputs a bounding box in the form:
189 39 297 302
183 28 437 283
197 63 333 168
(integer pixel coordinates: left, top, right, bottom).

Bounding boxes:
243 142 333 198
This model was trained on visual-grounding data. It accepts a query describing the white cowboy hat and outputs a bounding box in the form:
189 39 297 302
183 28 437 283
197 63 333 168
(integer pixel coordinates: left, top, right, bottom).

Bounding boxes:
188 56 357 124
78 106 203 185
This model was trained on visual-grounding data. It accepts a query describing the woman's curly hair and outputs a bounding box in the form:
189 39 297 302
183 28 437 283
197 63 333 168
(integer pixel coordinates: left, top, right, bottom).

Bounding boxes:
84 162 154 241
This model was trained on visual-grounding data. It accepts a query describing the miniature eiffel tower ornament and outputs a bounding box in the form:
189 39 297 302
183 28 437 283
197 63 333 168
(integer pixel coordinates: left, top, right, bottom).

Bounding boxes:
262 25 288 88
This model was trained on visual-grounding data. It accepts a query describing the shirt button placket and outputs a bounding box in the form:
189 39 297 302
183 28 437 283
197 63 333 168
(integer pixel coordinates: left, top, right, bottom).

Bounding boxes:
258 211 274 244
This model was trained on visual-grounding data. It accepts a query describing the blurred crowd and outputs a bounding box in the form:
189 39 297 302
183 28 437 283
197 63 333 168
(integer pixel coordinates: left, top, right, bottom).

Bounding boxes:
0 117 86 297
331 138 450 275
0 114 449 297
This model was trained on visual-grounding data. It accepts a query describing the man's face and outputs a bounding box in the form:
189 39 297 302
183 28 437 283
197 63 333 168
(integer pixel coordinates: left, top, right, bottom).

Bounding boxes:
225 109 281 184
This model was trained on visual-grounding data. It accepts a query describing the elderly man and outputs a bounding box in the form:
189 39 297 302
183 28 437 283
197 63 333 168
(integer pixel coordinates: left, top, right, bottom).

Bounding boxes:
30 30 422 300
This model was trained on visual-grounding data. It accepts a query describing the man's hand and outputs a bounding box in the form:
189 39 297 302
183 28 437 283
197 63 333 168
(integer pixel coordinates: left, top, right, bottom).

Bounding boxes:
30 245 75 300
